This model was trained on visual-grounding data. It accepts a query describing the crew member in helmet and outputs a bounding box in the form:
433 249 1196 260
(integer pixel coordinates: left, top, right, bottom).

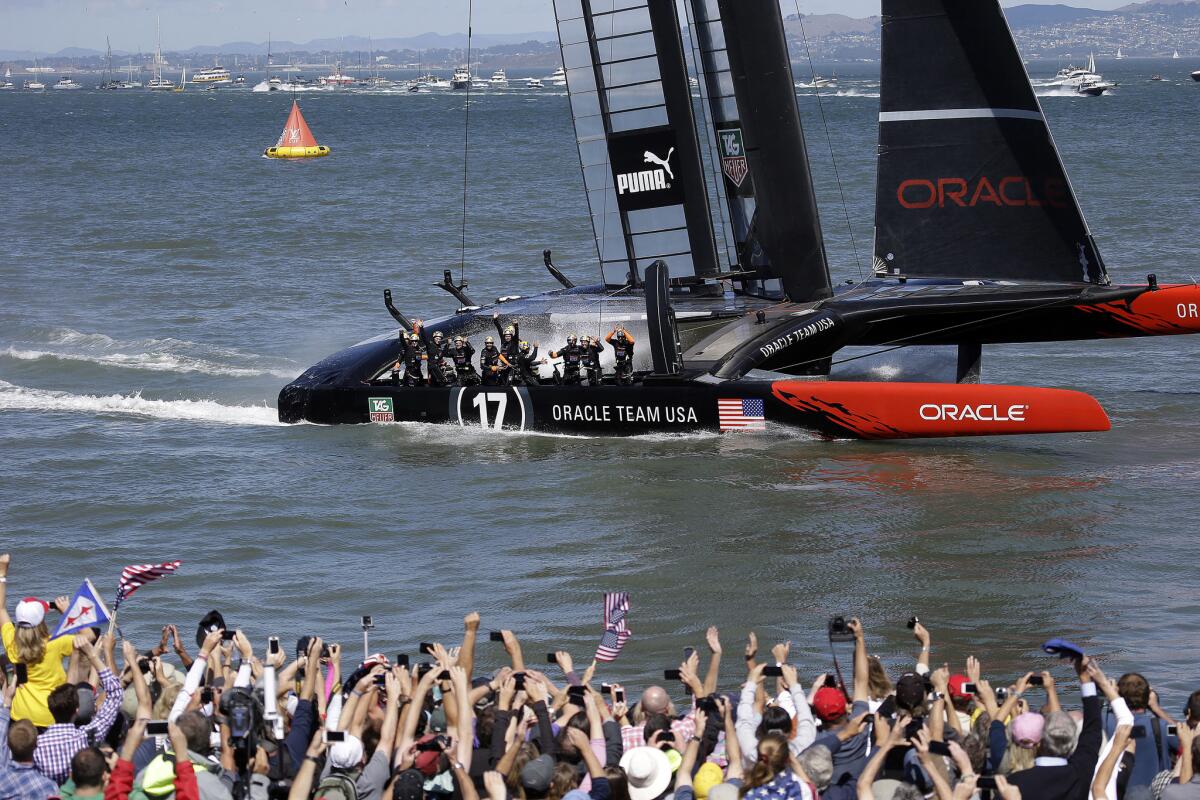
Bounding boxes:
423 329 454 387
511 341 546 386
606 326 636 385
480 336 504 386
582 335 605 386
451 335 479 386
550 335 584 385
493 313 521 372
402 325 428 387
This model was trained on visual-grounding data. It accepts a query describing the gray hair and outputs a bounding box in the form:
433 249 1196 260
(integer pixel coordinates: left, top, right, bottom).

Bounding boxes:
797 745 833 790
1041 711 1079 758
892 785 925 800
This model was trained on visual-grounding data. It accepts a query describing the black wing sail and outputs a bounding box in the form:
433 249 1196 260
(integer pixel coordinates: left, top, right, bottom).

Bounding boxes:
874 0 1108 285
554 0 720 287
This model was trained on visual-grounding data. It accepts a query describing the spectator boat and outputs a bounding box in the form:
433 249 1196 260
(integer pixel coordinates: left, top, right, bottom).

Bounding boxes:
279 1 1200 439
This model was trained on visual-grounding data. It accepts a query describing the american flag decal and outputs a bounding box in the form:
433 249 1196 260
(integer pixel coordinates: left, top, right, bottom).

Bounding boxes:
114 560 182 611
594 592 631 663
718 398 766 431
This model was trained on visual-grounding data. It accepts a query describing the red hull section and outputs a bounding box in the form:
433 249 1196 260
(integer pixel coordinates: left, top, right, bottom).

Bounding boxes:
771 381 1111 439
1078 284 1200 336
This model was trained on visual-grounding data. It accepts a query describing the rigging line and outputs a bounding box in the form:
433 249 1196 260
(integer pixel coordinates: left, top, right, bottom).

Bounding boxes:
459 0 474 284
768 293 1086 374
793 2 864 283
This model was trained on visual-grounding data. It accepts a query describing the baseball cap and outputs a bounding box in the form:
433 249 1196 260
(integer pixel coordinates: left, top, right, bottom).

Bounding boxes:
812 687 849 723
14 598 49 628
694 763 724 799
895 673 927 710
428 708 447 733
1011 712 1045 749
1042 638 1085 660
392 769 425 800
520 754 556 793
329 734 365 770
948 674 972 700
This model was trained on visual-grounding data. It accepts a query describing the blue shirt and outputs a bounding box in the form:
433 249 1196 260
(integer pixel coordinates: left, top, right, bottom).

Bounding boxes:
0 705 60 800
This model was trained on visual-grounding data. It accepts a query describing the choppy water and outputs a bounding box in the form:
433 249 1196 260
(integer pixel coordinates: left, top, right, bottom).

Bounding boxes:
2 62 1199 705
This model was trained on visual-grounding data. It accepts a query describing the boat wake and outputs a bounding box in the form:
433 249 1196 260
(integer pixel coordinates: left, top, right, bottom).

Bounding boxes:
2 328 299 379
0 380 285 426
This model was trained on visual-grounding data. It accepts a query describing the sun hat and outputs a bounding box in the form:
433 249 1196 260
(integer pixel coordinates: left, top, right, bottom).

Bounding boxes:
812 687 849 722
620 747 673 800
14 597 49 628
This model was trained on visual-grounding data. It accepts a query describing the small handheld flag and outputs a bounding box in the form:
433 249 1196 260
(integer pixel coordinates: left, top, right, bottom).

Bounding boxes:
113 560 182 612
594 592 631 663
52 579 111 639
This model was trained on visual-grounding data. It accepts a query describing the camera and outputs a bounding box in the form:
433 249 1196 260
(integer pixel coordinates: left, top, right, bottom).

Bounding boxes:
828 616 855 643
697 695 720 713
762 666 784 677
146 720 169 736
324 730 346 743
1027 676 1045 687
361 616 374 630
269 638 280 655
906 617 920 630
489 631 504 642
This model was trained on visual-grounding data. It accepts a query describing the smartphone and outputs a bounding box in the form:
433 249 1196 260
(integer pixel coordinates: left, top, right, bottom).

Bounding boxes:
977 777 997 790
600 684 613 695
14 664 28 686
489 631 504 642
395 654 409 669
437 670 451 680
962 682 978 694
374 674 387 687
269 638 280 655
513 672 526 690
415 662 433 677
146 721 170 736
221 630 236 642
824 675 839 689
927 741 952 757
547 653 560 664
763 666 784 677
567 688 586 704
419 642 435 655
361 616 374 630
614 689 625 704
1027 676 1045 687
1130 726 1147 739
1169 725 1179 736
683 646 695 662
324 730 346 743
664 669 682 680
906 616 919 630
200 688 213 705
697 695 720 713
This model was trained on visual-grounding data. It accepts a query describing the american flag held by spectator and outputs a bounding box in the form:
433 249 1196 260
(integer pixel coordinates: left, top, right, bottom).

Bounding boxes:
113 560 182 611
594 591 631 662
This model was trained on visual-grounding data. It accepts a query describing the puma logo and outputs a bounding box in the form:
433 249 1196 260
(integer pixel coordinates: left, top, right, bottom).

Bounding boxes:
643 148 675 179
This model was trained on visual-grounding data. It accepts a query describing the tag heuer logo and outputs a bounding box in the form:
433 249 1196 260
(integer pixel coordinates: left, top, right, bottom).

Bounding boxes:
718 128 749 188
368 397 395 422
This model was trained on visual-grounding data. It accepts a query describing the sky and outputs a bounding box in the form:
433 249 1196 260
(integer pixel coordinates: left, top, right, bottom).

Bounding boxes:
2 0 1136 54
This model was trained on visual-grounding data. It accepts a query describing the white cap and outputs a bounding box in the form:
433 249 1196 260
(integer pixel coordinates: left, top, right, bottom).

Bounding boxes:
329 734 365 770
14 597 49 628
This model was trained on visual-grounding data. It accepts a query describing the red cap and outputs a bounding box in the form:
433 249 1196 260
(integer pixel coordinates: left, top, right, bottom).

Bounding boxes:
948 674 972 700
812 687 849 722
413 735 443 777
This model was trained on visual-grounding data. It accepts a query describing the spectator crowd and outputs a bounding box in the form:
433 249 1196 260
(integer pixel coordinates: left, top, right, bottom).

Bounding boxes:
2 553 1198 800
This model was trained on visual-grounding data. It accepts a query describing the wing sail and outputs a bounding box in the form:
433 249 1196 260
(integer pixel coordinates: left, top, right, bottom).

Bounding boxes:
874 0 1108 284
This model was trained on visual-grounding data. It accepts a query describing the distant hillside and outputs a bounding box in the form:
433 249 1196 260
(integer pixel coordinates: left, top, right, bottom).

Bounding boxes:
1002 4 1111 27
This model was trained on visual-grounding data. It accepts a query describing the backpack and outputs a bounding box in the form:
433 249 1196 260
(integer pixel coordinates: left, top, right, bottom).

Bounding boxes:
315 772 359 800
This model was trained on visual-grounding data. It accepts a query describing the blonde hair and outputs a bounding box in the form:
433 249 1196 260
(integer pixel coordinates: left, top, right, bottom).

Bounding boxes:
154 682 180 720
13 623 49 665
866 656 893 700
999 732 1036 774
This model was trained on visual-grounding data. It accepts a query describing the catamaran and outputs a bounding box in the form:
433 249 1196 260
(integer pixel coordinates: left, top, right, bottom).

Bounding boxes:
279 0 1200 439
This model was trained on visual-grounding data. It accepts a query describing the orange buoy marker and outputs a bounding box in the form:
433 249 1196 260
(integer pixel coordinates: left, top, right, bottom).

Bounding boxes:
264 100 330 159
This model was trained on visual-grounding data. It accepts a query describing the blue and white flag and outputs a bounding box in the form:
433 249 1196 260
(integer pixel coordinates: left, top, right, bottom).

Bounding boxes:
51 579 112 639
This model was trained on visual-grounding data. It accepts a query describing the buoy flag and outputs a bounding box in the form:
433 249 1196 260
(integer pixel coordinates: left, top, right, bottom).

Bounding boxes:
51 579 111 639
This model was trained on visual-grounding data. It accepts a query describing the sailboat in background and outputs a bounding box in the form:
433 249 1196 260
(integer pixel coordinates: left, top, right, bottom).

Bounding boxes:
146 17 174 90
174 66 187 92
252 35 280 92
1173 49 1181 59
1115 46 1125 59
264 100 330 159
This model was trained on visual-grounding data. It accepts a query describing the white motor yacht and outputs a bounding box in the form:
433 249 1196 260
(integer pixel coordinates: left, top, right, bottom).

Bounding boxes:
451 66 471 90
489 68 508 87
52 77 82 90
526 78 544 89
545 66 566 86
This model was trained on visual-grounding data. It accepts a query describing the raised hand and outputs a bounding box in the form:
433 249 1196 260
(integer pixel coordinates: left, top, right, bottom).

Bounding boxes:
746 662 766 685
554 650 574 675
780 664 799 689
168 625 183 651
464 612 480 630
159 626 171 652
913 622 931 647
53 596 70 614
234 630 253 660
771 640 791 665
121 639 139 668
847 618 863 639
483 771 507 800
966 656 981 685
706 626 722 655
931 665 950 695
745 631 757 661
0 554 9 573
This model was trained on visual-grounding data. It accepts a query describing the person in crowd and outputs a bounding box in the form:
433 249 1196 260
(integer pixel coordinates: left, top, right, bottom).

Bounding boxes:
480 336 504 386
33 635 123 784
0 553 77 729
549 336 584 385
493 315 521 376
450 336 479 386
581 336 604 387
604 328 635 385
1 677 58 800
1105 671 1176 788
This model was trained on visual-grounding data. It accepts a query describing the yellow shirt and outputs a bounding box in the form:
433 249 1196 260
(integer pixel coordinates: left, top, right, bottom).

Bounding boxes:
1 621 76 727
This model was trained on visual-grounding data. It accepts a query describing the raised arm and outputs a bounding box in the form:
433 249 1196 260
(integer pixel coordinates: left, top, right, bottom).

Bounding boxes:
702 627 722 697
501 630 526 673
460 613 480 680
913 622 931 675
0 554 11 627
857 716 909 800
1091 724 1132 800
849 618 869 702
287 730 326 800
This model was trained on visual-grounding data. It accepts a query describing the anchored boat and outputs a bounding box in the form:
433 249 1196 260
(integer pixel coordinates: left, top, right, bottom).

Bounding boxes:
279 0 1200 439
264 100 330 159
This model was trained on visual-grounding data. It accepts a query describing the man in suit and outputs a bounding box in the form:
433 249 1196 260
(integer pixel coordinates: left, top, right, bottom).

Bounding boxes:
1008 657 1115 800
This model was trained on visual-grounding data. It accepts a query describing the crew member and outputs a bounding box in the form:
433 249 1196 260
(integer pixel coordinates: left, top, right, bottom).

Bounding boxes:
511 341 546 386
451 335 479 386
402 329 427 387
493 313 521 370
606 326 636 385
390 358 402 386
582 335 605 386
480 336 504 386
423 329 454 387
550 335 584 385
